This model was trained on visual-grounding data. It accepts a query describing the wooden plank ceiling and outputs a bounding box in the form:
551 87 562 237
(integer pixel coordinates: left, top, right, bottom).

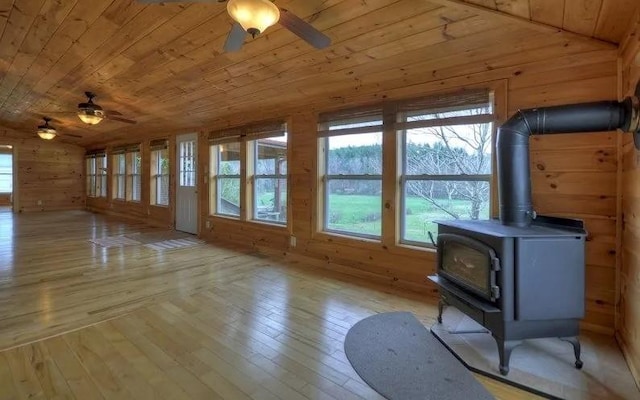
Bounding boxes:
461 0 638 43
0 0 634 145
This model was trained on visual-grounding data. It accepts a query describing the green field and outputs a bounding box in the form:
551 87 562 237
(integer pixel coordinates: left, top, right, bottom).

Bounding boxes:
326 194 489 242
256 191 489 242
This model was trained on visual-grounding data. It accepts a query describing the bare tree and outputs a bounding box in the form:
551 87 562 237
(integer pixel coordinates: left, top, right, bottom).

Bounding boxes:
406 106 492 220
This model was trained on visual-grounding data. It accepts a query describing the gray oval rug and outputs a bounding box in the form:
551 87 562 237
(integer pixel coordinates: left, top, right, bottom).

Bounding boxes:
344 312 495 400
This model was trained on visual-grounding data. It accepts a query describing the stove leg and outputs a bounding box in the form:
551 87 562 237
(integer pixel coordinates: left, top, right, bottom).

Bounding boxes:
495 338 522 376
437 298 446 324
561 336 583 369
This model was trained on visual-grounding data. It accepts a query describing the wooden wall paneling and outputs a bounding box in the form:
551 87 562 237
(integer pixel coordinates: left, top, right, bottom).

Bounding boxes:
457 0 640 44
0 127 84 212
494 0 530 19
595 0 640 43
529 0 564 27
618 6 640 386
562 0 602 38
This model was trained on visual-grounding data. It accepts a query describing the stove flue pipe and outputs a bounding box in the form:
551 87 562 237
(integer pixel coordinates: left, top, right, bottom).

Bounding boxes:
497 97 640 227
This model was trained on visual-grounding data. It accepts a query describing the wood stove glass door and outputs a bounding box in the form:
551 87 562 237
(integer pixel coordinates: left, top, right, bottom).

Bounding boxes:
438 234 500 301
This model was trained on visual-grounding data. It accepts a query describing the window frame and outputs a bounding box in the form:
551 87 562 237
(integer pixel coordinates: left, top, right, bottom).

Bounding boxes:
150 140 170 207
111 145 141 202
208 120 288 225
209 141 242 219
85 151 106 199
127 150 141 202
250 135 288 225
398 102 495 248
318 112 384 240
316 86 501 247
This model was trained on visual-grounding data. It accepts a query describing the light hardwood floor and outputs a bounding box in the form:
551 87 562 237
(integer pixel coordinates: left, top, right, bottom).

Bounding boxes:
0 210 541 399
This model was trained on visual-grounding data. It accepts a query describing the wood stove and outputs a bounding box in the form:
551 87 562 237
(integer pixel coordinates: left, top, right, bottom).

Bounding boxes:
430 94 640 376
429 216 586 375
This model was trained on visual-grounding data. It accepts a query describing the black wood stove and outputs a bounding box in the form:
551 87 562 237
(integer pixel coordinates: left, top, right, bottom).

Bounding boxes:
430 94 640 375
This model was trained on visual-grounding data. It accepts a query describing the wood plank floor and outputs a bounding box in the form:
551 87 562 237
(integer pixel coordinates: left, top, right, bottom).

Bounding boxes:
0 210 545 399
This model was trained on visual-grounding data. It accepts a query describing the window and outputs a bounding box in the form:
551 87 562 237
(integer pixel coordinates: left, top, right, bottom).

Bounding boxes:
179 140 196 187
318 109 383 238
209 120 288 222
151 139 169 206
86 157 96 198
398 91 494 245
127 149 142 202
85 151 106 198
0 150 12 194
112 153 126 200
252 133 287 224
112 144 141 201
210 141 241 218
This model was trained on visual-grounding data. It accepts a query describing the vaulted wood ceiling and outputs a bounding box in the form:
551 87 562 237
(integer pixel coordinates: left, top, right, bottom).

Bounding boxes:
461 0 638 43
0 0 635 145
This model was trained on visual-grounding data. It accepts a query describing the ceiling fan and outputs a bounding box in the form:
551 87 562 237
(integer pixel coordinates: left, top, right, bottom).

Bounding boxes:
36 117 83 140
139 0 331 52
45 92 137 126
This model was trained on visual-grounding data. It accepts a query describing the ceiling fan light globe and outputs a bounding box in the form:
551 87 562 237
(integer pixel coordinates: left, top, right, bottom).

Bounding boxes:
77 109 104 125
227 0 280 36
37 128 57 140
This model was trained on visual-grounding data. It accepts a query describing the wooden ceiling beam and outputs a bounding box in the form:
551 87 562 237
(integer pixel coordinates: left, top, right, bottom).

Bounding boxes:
426 0 617 49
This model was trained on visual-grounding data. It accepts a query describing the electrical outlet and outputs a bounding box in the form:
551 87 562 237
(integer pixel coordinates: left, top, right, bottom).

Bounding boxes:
290 235 296 248
37 200 42 206
205 220 211 229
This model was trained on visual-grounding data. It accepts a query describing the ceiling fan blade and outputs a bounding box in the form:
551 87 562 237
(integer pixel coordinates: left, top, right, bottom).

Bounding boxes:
278 8 331 49
108 116 137 124
63 133 83 138
106 109 123 116
224 22 246 52
41 111 76 114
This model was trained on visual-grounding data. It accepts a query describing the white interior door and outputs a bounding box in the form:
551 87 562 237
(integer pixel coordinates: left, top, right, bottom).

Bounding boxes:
176 133 198 234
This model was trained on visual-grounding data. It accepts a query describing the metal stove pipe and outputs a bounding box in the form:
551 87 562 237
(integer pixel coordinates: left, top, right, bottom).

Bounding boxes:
497 96 640 227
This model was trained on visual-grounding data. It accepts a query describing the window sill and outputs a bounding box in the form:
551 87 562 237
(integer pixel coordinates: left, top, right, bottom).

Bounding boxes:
209 214 241 222
396 242 437 254
150 204 169 209
249 219 289 231
314 230 381 246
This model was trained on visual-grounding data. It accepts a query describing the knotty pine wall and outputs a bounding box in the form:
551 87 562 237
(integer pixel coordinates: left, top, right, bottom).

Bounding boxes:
618 9 640 386
86 136 176 229
0 128 85 212
86 43 620 334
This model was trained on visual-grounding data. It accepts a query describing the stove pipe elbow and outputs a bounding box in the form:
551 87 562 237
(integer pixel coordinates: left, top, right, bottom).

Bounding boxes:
497 97 640 227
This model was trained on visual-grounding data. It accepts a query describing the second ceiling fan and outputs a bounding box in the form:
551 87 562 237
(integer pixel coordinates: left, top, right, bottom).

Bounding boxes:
140 0 331 52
